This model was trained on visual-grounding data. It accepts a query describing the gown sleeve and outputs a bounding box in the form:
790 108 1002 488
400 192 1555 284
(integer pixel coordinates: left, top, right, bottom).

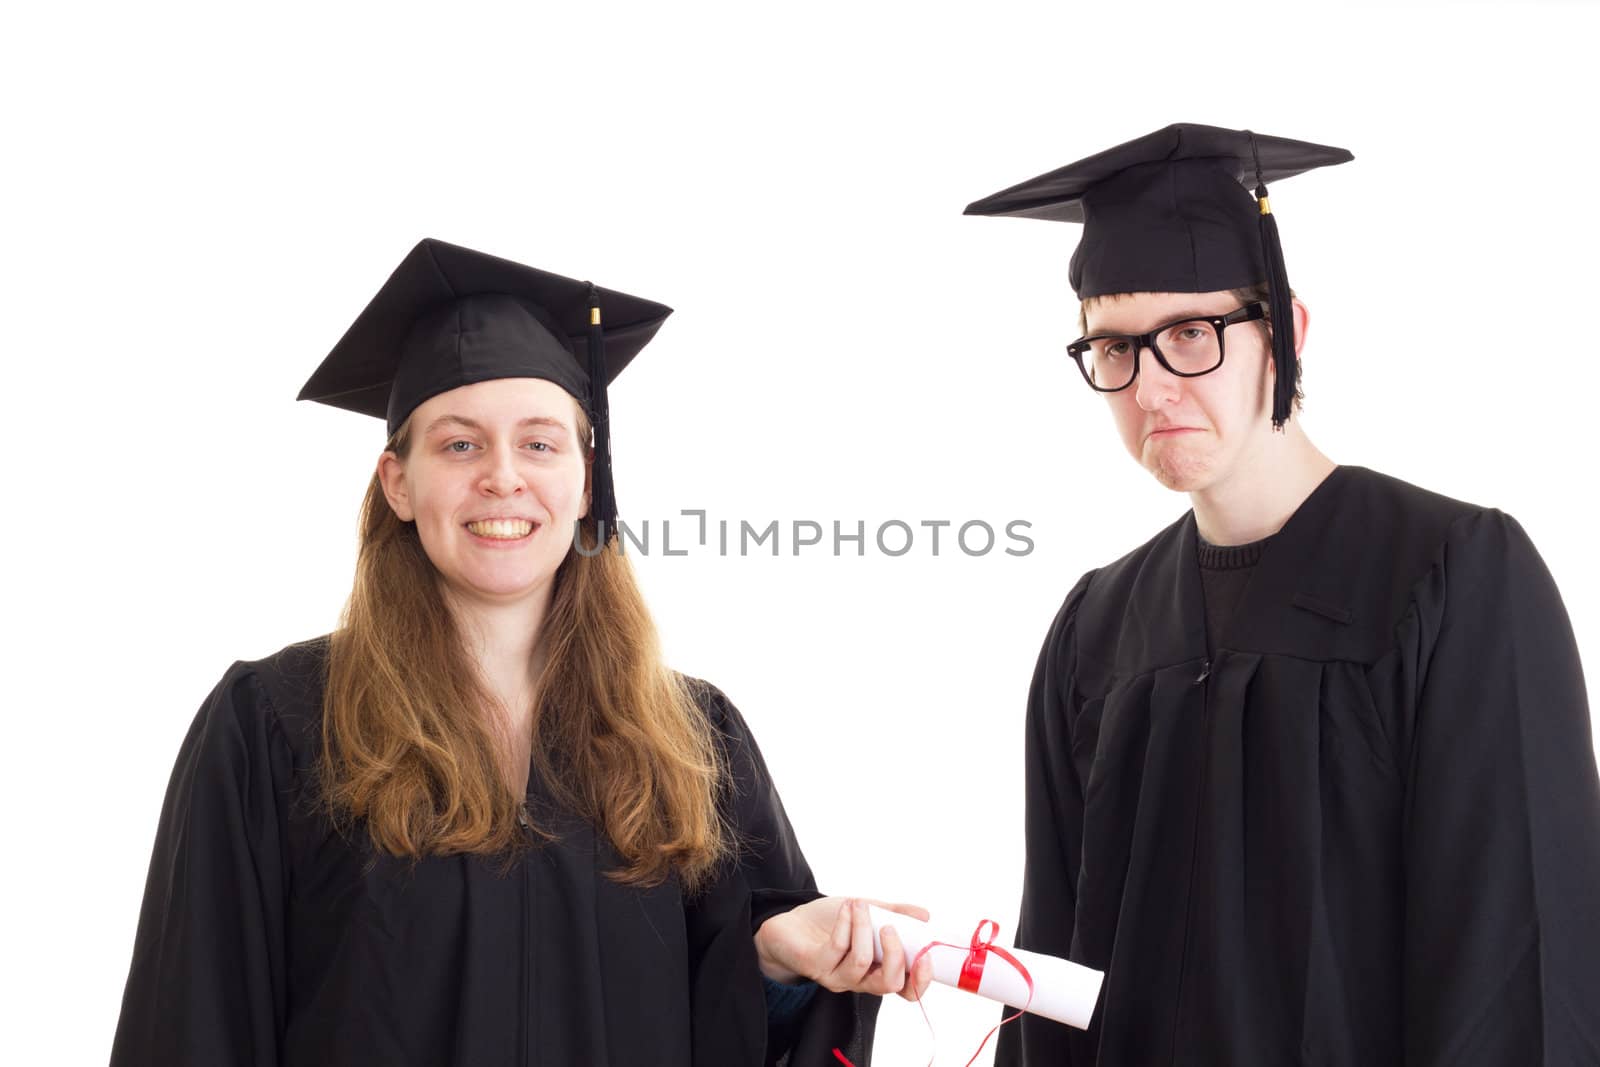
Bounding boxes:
684 682 881 1067
1401 510 1600 1064
996 570 1096 1067
109 663 293 1067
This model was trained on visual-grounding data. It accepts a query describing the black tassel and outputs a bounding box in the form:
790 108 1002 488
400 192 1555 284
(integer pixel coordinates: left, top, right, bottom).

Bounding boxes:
1246 130 1296 430
1257 188 1297 430
585 283 617 541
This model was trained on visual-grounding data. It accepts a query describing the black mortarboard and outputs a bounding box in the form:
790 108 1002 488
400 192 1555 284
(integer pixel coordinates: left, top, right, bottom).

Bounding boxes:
297 238 673 535
964 123 1352 428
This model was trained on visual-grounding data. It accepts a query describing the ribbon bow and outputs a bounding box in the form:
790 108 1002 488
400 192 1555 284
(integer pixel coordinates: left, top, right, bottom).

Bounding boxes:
956 918 1002 993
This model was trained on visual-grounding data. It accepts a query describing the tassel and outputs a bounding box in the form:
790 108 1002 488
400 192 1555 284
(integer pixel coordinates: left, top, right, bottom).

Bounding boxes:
1246 131 1297 430
585 283 617 541
1257 191 1297 430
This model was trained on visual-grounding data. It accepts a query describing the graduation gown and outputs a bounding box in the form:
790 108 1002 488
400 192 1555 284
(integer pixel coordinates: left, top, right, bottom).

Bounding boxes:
110 636 876 1067
997 465 1600 1065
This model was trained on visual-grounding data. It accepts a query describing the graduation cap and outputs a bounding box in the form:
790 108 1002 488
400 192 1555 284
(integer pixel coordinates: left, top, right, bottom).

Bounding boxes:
964 123 1352 428
297 237 673 536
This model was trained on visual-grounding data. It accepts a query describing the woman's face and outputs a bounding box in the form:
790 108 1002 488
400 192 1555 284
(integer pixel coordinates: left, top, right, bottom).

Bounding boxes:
378 377 589 614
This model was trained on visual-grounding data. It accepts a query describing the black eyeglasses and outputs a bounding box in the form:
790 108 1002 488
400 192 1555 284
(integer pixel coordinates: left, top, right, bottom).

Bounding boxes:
1066 302 1267 392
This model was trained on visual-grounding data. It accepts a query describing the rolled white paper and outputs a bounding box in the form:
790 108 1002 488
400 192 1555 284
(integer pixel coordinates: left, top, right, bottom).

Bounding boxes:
867 905 1103 1030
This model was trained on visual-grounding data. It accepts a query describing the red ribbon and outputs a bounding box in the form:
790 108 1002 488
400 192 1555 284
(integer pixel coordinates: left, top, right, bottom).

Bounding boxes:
956 919 999 992
832 919 1034 1067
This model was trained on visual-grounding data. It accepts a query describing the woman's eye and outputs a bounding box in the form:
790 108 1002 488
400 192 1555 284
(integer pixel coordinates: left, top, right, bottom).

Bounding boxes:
446 440 476 453
525 441 551 453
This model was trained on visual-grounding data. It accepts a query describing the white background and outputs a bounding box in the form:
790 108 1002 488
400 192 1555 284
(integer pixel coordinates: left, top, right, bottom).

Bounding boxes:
5 2 1598 1063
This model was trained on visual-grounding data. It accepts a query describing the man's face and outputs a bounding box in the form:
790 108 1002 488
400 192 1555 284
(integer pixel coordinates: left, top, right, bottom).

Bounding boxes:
1084 289 1278 494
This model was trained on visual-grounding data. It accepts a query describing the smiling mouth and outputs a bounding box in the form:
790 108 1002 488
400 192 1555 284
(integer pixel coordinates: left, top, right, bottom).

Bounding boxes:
465 519 536 540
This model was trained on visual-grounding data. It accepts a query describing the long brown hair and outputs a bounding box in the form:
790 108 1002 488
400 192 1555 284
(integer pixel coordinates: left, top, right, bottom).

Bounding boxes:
320 414 729 889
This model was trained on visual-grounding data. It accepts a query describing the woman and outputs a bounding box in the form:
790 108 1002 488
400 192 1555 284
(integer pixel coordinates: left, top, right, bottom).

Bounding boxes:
109 238 930 1066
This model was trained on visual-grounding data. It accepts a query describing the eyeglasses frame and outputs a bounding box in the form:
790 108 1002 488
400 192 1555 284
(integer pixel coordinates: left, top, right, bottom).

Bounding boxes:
1066 301 1268 392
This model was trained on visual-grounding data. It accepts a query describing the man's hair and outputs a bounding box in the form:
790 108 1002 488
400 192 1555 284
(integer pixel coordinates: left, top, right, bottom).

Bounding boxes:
1078 282 1304 412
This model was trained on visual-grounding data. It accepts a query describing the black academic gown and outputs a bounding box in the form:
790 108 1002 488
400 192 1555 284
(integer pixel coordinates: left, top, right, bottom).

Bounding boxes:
996 465 1600 1066
109 637 876 1067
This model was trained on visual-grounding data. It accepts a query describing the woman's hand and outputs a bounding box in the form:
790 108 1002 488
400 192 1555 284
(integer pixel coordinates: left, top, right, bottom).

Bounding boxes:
754 897 935 1001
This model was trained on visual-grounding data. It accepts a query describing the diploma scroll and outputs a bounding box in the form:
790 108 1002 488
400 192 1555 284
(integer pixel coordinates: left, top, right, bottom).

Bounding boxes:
867 906 1103 1030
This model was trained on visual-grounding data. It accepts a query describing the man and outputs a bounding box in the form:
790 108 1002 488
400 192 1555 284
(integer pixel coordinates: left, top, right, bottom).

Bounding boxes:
966 124 1600 1065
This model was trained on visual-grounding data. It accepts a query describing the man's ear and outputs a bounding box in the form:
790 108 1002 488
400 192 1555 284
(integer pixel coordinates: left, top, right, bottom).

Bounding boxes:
377 450 415 522
1290 296 1311 358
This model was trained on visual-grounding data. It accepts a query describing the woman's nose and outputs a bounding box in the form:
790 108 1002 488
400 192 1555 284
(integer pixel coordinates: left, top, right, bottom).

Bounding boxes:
479 445 524 495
